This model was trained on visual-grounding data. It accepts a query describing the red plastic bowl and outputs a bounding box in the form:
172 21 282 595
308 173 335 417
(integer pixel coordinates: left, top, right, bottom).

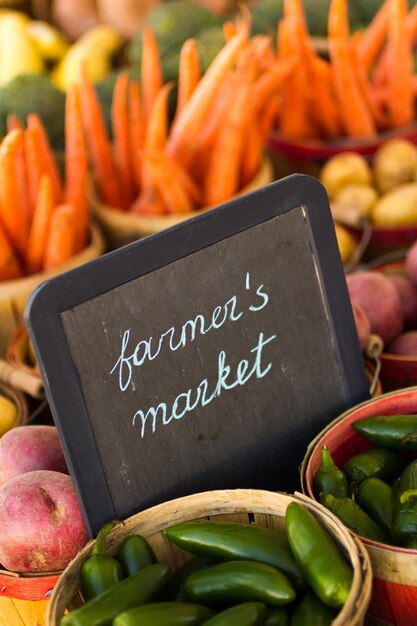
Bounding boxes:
268 123 417 162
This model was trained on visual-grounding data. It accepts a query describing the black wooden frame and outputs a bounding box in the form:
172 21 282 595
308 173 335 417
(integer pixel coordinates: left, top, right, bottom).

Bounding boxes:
26 174 369 535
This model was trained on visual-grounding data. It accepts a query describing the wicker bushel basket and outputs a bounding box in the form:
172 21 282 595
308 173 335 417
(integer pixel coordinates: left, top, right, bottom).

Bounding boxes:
47 489 372 626
0 569 61 626
89 155 274 250
301 387 417 626
0 224 105 359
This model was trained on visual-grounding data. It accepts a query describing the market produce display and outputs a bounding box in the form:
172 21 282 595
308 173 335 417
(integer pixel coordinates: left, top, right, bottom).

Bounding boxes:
60 506 354 625
82 19 284 214
347 241 417 357
0 86 89 282
314 415 417 549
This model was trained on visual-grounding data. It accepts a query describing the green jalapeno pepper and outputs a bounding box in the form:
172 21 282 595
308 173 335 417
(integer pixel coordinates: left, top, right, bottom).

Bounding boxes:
356 477 395 536
164 521 304 590
314 446 350 499
116 534 157 577
391 460 417 545
200 602 267 625
321 493 391 544
113 602 214 626
80 521 123 601
285 501 352 610
353 415 417 450
60 563 170 626
289 591 338 626
264 607 290 625
183 560 296 608
343 447 407 487
164 556 214 601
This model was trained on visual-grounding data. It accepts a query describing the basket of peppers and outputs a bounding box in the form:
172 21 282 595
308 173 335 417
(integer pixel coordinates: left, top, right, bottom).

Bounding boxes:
302 386 417 626
46 489 371 626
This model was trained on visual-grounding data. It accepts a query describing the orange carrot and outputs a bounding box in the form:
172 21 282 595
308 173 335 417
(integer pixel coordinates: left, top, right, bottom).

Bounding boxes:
145 82 173 152
193 78 236 156
112 72 135 209
128 80 145 195
79 72 124 209
223 21 236 41
24 126 45 214
252 57 297 114
43 204 77 270
358 0 390 71
386 0 414 127
175 39 201 121
278 19 311 138
141 25 163 124
27 114 62 204
130 187 167 215
0 129 29 257
328 0 376 137
0 220 22 281
26 175 56 274
143 151 194 214
7 114 24 132
148 149 202 206
249 35 276 74
64 84 89 250
203 62 253 206
167 23 249 168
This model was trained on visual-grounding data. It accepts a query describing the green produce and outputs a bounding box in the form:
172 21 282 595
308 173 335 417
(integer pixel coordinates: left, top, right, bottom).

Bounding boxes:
127 1 221 75
289 591 338 626
60 563 170 626
116 533 156 578
251 0 284 36
343 447 407 486
0 73 65 148
321 493 391 544
392 460 417 545
164 520 304 590
183 560 296 608
314 446 351 499
353 415 417 450
285 502 352 610
80 521 123 601
113 602 214 626
264 607 290 625
195 27 227 74
200 602 267 625
356 477 395 536
164 556 214 602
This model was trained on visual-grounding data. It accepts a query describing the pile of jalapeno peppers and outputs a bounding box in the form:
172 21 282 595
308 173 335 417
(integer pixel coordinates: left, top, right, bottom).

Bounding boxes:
60 502 353 626
315 414 417 549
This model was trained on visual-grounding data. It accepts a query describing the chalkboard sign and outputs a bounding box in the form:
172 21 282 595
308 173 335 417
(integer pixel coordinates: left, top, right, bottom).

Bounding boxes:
26 174 369 536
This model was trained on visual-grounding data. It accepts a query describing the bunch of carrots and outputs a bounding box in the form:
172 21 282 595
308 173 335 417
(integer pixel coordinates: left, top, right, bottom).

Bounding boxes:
0 88 88 282
276 0 417 140
76 17 294 215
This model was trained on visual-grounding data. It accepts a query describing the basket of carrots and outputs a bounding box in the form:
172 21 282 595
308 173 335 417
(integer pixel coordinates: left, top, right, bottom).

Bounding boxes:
0 93 105 358
82 20 278 249
268 0 417 162
46 489 372 626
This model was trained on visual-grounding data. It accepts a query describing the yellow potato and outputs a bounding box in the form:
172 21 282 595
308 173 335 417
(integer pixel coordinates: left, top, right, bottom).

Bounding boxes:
335 223 357 264
371 183 417 227
373 138 417 194
319 152 372 199
0 395 17 437
332 183 378 225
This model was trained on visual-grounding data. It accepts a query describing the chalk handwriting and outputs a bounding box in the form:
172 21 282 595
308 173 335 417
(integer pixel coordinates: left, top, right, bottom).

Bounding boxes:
132 331 276 437
110 272 269 392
